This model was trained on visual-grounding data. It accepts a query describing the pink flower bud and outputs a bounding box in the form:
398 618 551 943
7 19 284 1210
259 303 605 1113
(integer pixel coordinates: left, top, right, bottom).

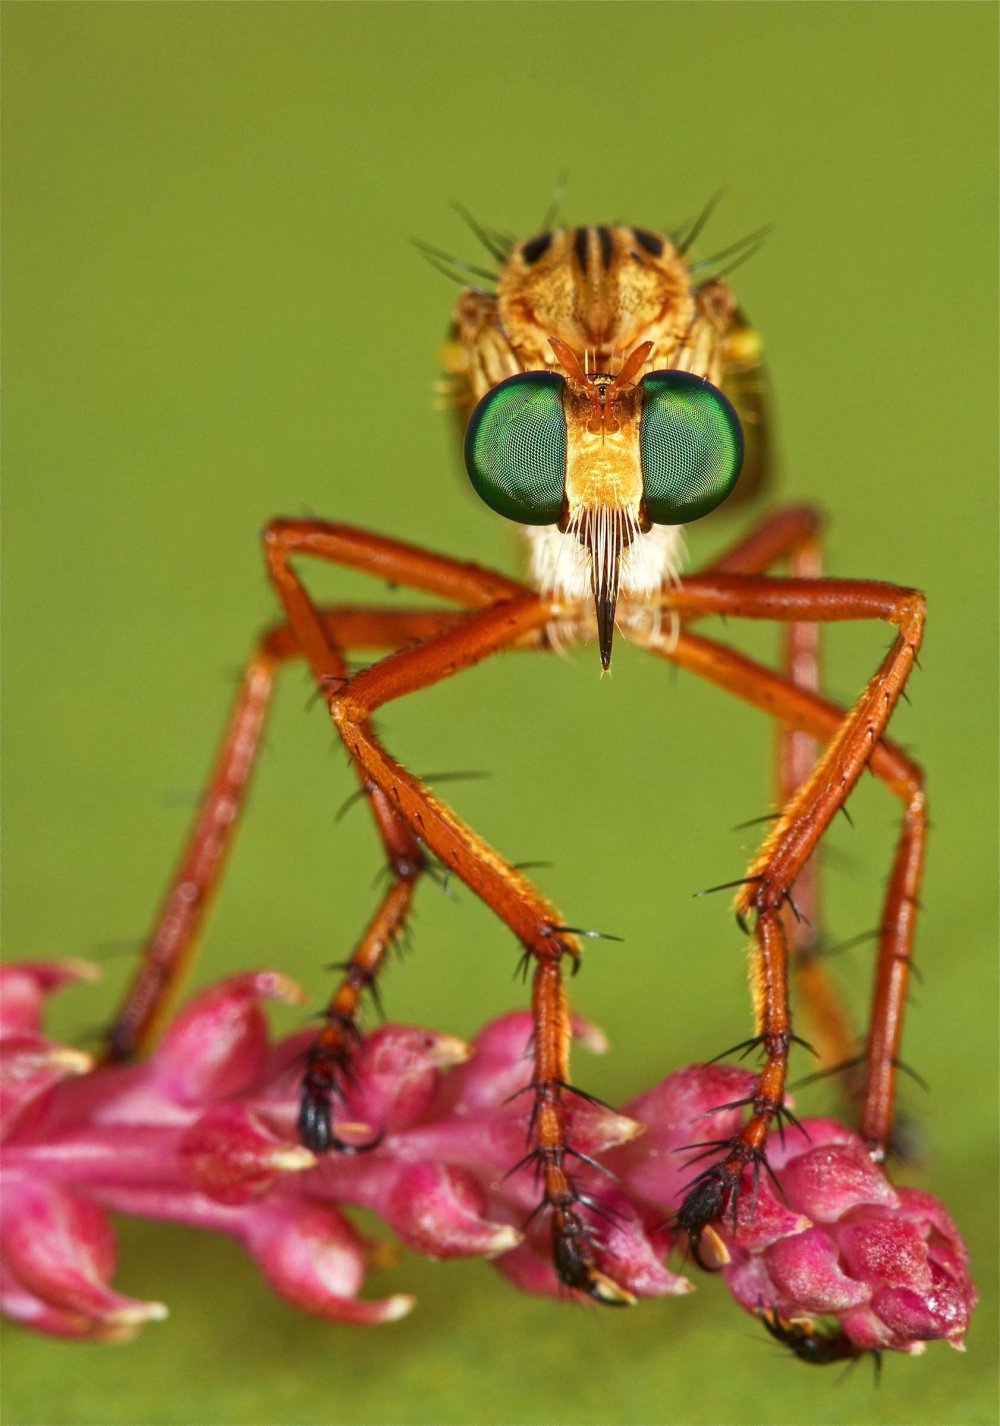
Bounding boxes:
242 1200 414 1326
341 1025 469 1131
0 1033 93 1139
611 1065 977 1356
0 961 100 1038
0 1181 166 1338
152 971 304 1104
384 1161 521 1259
178 1104 315 1205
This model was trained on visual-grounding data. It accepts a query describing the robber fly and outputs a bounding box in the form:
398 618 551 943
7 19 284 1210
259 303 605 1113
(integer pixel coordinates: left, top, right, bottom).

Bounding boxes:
107 205 925 1331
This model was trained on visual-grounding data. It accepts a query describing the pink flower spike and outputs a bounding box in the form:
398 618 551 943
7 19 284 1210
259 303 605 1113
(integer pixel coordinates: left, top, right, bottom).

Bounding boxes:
0 970 976 1356
153 971 305 1105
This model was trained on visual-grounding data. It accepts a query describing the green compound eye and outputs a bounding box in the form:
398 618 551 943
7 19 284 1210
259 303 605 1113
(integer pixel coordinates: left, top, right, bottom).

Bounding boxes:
639 370 744 524
464 371 566 525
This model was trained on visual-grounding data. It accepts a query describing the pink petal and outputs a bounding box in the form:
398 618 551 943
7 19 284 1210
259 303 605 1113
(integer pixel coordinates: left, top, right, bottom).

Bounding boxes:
492 1240 566 1299
438 1013 536 1113
616 1063 757 1206
839 1303 901 1352
871 1259 972 1345
836 1212 933 1291
761 1228 870 1313
440 1011 607 1115
625 1062 757 1135
763 1116 858 1172
578 1196 690 1299
779 1141 899 1221
0 1033 93 1139
721 1252 782 1316
727 1174 812 1252
896 1186 975 1285
0 1262 161 1342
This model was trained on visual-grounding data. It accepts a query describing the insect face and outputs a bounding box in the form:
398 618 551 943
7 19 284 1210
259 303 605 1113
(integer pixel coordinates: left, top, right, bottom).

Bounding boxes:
464 327 743 666
452 223 750 668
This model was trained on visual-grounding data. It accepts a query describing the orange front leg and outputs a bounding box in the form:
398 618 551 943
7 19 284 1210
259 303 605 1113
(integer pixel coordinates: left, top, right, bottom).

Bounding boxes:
699 509 859 1081
654 626 925 1152
108 515 527 1067
660 573 924 1238
327 605 631 1302
262 520 631 1301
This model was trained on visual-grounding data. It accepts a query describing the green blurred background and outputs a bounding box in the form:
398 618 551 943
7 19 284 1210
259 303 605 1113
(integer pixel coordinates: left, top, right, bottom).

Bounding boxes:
3 4 996 1423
